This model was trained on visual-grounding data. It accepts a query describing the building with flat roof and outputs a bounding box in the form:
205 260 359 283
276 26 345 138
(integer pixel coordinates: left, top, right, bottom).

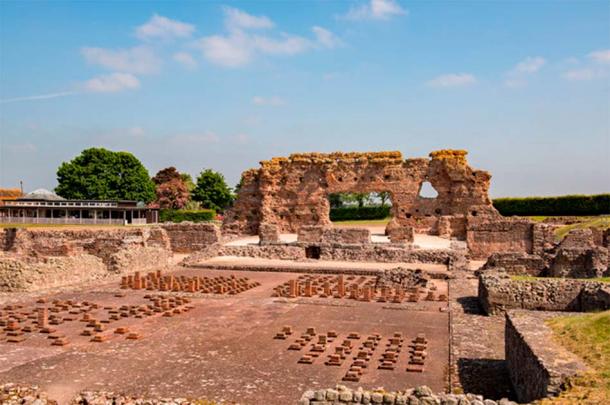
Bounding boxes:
0 189 158 225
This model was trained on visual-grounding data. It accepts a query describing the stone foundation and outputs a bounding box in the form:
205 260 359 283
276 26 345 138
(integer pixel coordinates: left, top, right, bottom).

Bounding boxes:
481 252 547 276
298 385 516 405
219 243 462 265
505 310 588 403
478 271 610 315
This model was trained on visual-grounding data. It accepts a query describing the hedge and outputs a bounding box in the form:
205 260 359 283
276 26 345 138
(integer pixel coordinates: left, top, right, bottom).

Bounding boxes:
330 206 391 221
160 209 216 223
492 194 610 216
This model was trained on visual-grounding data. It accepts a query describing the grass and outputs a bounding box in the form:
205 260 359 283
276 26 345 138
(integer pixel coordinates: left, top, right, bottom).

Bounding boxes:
554 216 610 241
510 275 610 283
332 217 391 226
538 311 610 404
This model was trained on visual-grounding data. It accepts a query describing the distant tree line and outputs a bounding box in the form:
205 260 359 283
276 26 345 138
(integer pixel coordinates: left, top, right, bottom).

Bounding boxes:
54 148 237 219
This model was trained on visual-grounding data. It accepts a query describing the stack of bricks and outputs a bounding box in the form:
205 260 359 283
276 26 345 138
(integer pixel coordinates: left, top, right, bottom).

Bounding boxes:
378 332 404 370
121 271 260 295
343 333 381 382
273 275 446 304
406 333 428 372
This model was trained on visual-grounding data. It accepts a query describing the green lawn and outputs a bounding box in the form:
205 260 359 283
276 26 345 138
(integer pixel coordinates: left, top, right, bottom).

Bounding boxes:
540 311 610 404
332 218 391 226
510 275 610 283
554 216 610 241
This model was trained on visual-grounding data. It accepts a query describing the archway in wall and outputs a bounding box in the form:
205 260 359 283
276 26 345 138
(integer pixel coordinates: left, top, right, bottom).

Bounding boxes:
327 191 394 241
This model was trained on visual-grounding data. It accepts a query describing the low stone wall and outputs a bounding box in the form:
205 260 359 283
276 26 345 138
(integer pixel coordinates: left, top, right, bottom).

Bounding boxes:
505 310 588 403
298 385 516 405
219 243 461 265
0 226 178 292
160 222 221 253
479 271 610 315
297 226 371 244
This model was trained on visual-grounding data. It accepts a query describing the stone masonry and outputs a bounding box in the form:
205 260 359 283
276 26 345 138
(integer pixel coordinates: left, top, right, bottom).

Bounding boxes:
505 310 588 403
478 271 610 315
223 150 500 238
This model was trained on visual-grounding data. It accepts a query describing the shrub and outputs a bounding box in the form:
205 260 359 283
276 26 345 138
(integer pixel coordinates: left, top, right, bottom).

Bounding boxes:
492 194 610 216
160 209 216 223
330 206 391 221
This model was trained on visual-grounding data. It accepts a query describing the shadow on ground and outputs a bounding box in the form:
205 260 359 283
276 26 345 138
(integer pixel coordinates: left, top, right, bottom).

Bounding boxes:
457 358 515 400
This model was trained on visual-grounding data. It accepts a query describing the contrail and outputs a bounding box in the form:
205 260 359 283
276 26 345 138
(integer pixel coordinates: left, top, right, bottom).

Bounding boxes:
0 91 78 104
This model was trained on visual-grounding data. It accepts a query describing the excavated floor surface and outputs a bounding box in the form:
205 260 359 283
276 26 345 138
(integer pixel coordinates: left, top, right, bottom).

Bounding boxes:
0 267 450 404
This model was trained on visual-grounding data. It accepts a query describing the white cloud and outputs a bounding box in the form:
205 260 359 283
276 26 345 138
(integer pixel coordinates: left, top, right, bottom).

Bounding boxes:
136 14 195 40
504 56 546 87
588 49 610 64
81 46 161 75
562 68 605 81
173 52 198 69
252 96 285 106
427 73 476 88
514 56 546 73
312 26 341 49
198 32 253 67
224 6 273 31
0 91 77 104
196 8 340 68
251 34 311 55
84 73 140 93
343 0 407 21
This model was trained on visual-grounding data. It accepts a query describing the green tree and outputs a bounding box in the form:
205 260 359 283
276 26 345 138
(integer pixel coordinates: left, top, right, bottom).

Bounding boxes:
192 169 234 212
55 147 155 202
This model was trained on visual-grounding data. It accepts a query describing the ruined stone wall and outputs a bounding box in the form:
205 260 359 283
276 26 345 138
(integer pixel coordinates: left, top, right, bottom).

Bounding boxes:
0 226 203 291
505 310 588 403
223 150 500 237
466 218 534 260
478 271 610 315
160 223 221 253
481 252 547 276
219 243 461 265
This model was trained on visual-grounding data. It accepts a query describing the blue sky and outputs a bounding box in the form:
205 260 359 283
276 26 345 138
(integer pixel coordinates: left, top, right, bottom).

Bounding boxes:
0 0 608 197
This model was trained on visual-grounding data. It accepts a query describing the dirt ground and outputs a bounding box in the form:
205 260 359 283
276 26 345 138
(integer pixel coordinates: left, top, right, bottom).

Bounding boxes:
0 267 450 404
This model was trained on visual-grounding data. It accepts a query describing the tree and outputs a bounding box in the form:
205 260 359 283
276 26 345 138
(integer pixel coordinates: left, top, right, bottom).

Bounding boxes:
377 191 391 207
152 167 190 209
180 173 196 193
55 147 155 202
192 169 234 212
152 167 181 185
343 193 369 208
155 178 190 209
328 193 343 208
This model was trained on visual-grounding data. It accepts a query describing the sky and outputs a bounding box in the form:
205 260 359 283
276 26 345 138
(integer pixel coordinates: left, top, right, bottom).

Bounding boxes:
0 0 609 197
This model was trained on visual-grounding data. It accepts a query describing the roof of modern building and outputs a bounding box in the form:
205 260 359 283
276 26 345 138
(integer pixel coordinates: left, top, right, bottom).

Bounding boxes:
22 188 65 201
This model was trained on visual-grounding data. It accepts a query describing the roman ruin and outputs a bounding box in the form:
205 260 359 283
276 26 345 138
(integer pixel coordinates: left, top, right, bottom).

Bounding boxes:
0 150 608 404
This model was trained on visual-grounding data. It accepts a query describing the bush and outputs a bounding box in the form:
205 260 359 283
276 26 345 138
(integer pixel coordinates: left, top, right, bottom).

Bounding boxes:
330 206 391 221
160 209 216 223
493 194 610 216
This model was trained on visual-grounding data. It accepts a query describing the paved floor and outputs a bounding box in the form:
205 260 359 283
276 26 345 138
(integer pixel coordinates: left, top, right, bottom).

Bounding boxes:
0 267 450 404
